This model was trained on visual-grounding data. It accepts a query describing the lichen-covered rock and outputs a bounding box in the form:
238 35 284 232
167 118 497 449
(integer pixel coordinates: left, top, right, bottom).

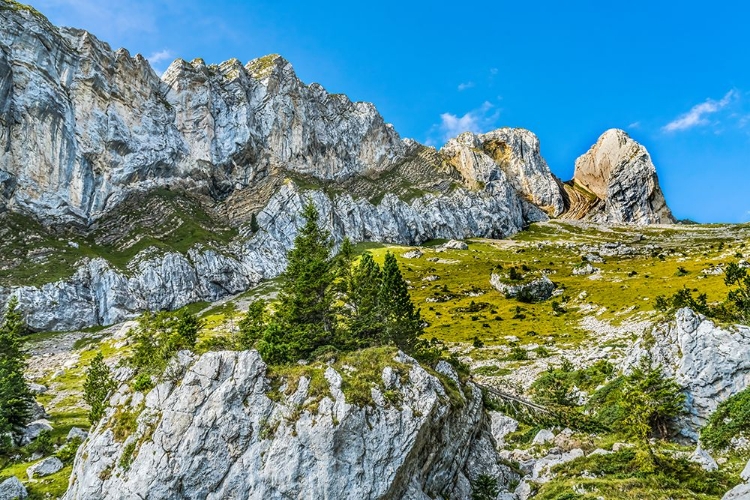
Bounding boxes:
0 476 26 500
490 274 556 302
571 129 674 224
27 457 63 479
64 350 516 499
623 308 750 437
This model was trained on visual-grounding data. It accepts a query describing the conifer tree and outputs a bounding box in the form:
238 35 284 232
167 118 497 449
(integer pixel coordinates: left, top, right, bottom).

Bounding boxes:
237 300 267 349
378 252 423 352
83 351 115 425
0 297 32 430
172 310 201 351
346 252 383 344
250 213 260 233
261 201 336 361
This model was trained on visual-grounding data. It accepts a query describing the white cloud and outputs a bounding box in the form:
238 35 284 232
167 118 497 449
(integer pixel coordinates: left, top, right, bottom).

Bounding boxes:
490 68 498 75
628 121 641 129
429 101 501 145
457 81 475 91
147 49 173 65
663 90 738 132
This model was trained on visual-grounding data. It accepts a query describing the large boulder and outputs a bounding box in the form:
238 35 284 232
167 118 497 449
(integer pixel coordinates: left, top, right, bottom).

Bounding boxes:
19 420 52 446
27 457 63 479
64 350 517 499
490 274 556 302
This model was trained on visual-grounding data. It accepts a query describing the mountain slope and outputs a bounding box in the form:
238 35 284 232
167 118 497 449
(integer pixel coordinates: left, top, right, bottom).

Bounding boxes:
0 0 674 330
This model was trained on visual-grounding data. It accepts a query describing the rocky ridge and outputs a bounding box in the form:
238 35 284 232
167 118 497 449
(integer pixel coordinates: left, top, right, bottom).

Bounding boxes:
0 1 675 329
64 349 516 499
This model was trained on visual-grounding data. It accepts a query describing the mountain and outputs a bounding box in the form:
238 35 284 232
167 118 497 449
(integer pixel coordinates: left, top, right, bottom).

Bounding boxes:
0 0 673 330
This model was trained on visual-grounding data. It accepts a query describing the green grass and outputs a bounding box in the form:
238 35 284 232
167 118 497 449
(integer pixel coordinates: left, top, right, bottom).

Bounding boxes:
0 188 240 287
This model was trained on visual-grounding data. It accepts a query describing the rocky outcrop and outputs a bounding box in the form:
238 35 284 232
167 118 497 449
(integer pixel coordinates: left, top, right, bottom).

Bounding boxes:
441 129 565 217
490 274 556 302
566 129 674 224
623 308 750 438
65 350 516 499
0 476 27 499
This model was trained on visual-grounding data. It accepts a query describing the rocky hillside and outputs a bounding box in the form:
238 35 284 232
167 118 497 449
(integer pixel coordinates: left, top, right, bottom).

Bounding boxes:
0 0 680 330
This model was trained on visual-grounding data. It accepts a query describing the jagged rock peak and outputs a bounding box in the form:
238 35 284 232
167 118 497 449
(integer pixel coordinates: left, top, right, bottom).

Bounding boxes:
440 128 566 217
570 128 674 224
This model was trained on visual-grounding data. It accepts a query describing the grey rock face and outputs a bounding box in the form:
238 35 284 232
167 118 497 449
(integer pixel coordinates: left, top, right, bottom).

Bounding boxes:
65 350 515 499
441 129 565 217
723 483 750 500
66 427 88 442
0 476 27 500
571 129 674 224
623 308 750 437
27 457 63 479
490 274 556 302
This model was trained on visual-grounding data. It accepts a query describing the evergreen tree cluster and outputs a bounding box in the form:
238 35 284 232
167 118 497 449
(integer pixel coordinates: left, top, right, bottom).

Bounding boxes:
239 202 425 364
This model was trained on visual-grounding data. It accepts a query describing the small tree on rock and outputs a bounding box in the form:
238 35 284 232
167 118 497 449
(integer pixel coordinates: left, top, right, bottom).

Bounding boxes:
83 351 115 425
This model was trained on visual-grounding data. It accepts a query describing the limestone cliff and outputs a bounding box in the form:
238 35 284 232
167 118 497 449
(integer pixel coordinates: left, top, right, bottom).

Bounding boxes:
64 350 516 499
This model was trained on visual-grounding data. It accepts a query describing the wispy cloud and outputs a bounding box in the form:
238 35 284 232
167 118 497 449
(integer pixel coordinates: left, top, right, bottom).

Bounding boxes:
427 101 501 145
628 121 641 129
457 81 475 91
663 90 738 132
147 49 173 65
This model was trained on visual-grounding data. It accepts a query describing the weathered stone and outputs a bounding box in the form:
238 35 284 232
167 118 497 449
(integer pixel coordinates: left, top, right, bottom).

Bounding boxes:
0 476 27 500
20 420 52 446
532 429 555 446
401 249 423 259
27 457 63 479
64 350 515 499
689 445 718 471
572 263 600 276
489 412 518 449
66 427 88 442
440 239 469 251
571 129 674 224
490 274 556 302
723 482 750 500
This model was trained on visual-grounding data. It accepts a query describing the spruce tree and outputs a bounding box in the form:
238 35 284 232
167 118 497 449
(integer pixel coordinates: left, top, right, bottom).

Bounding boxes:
237 300 267 349
0 297 32 430
346 252 384 345
83 351 115 425
379 252 423 352
250 213 260 233
172 310 201 351
264 201 336 361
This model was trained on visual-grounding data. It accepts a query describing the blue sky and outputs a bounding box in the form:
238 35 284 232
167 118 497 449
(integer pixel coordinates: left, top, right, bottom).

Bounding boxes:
32 0 750 223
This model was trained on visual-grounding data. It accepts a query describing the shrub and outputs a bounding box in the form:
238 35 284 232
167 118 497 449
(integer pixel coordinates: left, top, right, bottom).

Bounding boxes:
471 474 499 500
701 386 750 450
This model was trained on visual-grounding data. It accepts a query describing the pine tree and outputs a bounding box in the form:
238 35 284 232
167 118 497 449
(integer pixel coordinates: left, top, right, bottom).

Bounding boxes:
0 297 33 430
83 351 115 425
266 201 336 361
172 310 201 351
237 300 267 349
346 252 384 345
379 252 423 352
471 474 499 500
